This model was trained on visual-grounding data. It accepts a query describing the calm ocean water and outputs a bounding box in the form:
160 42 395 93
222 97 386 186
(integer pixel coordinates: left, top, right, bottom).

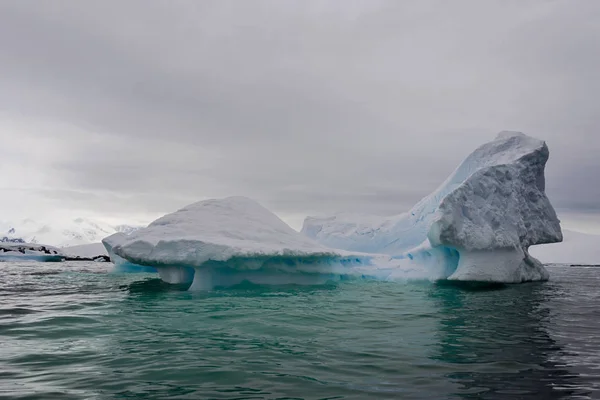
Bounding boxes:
1 262 599 399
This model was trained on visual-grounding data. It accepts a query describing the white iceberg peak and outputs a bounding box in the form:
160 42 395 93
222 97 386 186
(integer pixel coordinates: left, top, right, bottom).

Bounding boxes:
303 132 562 283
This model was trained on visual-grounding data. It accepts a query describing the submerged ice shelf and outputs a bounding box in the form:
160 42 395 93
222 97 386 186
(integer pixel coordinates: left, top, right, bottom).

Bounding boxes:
103 132 562 289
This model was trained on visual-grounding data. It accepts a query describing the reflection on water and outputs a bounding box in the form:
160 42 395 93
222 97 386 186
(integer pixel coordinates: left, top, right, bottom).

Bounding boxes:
123 277 191 293
431 280 594 399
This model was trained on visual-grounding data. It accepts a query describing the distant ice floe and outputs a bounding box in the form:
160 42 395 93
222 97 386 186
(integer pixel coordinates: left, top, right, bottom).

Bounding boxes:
0 243 64 262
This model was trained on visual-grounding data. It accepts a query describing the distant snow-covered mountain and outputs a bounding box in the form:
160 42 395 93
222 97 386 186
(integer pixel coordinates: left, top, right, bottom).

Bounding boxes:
0 218 142 248
62 242 109 258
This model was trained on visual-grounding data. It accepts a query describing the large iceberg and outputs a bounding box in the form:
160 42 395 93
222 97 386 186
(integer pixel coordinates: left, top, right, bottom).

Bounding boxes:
302 132 562 283
106 132 562 288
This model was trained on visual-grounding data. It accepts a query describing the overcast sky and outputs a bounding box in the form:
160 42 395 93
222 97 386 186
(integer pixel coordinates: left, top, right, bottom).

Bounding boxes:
1 1 599 231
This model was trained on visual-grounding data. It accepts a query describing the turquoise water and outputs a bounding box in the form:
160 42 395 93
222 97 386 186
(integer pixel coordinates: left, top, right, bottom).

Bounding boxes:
1 262 599 399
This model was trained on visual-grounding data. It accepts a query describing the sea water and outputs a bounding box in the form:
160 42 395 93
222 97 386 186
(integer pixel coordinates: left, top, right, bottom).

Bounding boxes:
1 261 599 399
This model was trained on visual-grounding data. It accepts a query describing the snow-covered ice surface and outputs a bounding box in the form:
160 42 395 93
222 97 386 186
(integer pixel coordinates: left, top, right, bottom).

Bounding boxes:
102 233 156 273
530 229 600 265
0 243 64 262
108 197 412 289
115 196 339 265
303 132 562 283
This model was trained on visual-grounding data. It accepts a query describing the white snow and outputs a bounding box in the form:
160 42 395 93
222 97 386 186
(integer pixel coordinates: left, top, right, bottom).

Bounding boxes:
530 229 600 265
114 196 338 265
0 243 64 262
302 132 563 283
109 197 407 287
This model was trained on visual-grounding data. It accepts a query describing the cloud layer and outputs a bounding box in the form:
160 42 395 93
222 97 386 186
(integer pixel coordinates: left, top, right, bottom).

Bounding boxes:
1 1 598 229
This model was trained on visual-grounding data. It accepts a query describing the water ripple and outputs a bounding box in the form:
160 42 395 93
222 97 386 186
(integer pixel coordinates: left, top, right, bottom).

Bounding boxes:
0 262 599 399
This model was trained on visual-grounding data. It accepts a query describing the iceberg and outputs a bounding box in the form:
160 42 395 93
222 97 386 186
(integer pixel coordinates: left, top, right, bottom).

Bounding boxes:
0 243 65 262
106 132 562 287
107 197 402 289
302 132 562 283
102 233 157 273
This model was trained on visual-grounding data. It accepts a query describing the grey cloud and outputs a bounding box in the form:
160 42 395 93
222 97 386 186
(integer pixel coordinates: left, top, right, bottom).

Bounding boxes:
1 0 599 226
